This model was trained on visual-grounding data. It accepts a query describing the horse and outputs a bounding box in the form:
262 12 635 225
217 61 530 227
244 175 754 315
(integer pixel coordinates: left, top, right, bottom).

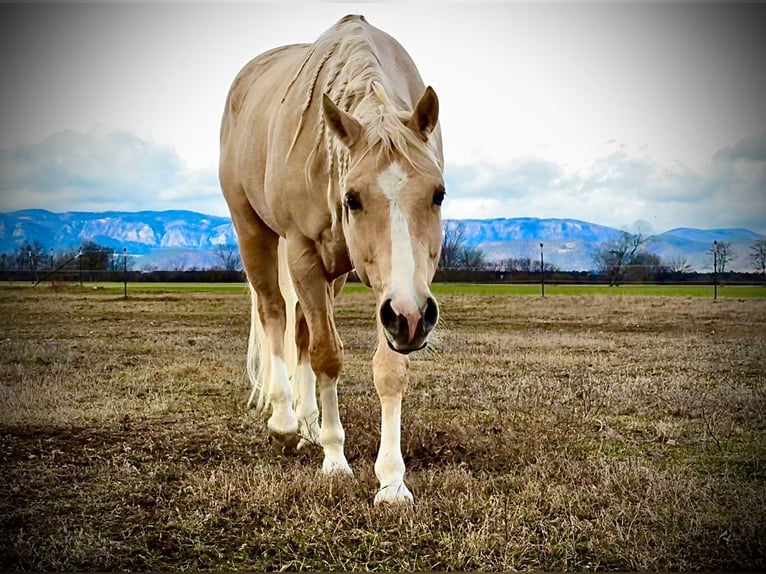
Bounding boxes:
219 14 444 505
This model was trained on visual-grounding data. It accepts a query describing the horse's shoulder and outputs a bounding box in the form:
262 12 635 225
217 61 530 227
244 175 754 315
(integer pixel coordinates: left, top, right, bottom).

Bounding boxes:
226 43 311 119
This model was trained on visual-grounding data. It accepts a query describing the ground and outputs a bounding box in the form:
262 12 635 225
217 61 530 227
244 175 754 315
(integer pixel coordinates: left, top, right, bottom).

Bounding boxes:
0 283 764 570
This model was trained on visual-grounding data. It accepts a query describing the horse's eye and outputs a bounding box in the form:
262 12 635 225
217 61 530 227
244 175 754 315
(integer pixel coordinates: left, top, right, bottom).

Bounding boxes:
345 191 362 211
433 186 446 206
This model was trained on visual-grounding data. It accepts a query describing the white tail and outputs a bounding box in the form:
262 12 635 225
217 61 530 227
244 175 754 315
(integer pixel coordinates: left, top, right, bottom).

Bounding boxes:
246 238 299 411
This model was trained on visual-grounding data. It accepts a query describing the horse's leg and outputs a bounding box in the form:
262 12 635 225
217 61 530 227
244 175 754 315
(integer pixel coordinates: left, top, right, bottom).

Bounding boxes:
286 235 351 475
232 204 298 451
372 327 413 505
293 300 320 449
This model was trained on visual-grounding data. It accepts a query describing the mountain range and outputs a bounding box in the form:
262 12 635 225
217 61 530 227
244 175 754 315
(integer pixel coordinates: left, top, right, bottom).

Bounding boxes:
1 209 763 272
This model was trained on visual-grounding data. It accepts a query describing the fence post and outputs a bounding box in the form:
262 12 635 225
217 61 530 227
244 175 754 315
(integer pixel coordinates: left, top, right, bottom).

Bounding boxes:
540 242 545 297
123 247 128 299
713 240 718 301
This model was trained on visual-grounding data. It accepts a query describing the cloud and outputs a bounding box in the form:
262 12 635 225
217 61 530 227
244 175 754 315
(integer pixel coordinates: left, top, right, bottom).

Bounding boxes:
445 158 569 199
0 127 226 215
1 127 764 236
444 134 766 234
712 135 766 164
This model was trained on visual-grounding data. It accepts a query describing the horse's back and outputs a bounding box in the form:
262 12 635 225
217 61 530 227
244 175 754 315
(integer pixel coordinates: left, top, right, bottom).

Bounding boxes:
219 43 310 202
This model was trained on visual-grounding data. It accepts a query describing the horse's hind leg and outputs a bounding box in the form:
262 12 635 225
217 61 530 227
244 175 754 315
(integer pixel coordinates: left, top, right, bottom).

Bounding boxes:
292 301 320 449
232 202 299 451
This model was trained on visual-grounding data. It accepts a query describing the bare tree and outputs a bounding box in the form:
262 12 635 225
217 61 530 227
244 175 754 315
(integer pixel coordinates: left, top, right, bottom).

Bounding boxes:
625 251 664 283
709 241 736 275
496 257 532 273
216 243 242 271
665 255 692 275
12 240 46 270
459 245 486 269
79 240 114 271
439 221 467 269
163 256 186 272
531 259 559 274
592 231 647 286
749 239 766 283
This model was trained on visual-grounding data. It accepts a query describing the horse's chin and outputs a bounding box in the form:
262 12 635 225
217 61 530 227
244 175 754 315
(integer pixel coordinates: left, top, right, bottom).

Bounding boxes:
386 339 427 355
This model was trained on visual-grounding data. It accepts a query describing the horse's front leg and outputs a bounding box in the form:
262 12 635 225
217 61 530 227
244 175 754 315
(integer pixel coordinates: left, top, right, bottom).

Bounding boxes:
287 236 352 476
372 328 413 505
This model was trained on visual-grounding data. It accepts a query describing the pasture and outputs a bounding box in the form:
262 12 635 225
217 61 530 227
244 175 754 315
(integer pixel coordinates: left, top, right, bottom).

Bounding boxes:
1 283 764 570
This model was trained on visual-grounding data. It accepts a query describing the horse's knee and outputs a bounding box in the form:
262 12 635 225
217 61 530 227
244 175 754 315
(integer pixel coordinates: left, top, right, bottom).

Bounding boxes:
256 294 286 330
310 337 342 381
373 345 409 396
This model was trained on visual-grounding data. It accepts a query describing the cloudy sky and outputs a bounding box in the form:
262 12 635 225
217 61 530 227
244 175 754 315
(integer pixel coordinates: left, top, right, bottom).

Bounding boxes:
0 2 764 234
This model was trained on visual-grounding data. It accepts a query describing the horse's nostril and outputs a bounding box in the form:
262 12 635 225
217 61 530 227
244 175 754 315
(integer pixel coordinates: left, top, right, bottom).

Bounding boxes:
380 299 398 334
423 297 438 333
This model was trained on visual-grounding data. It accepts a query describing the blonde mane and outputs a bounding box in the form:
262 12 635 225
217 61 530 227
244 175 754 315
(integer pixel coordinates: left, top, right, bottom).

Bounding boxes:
285 15 440 229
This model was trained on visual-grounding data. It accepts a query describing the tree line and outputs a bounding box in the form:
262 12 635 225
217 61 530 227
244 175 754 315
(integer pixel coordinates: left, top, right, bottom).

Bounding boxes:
2 227 766 284
438 222 766 284
0 240 243 273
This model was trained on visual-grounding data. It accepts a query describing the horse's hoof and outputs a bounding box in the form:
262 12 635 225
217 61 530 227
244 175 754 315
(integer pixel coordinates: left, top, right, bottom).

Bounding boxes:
374 482 414 506
322 457 354 477
269 430 300 454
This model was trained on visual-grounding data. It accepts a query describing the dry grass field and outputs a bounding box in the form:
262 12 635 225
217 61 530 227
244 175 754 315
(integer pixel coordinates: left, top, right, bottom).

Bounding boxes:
1 284 764 570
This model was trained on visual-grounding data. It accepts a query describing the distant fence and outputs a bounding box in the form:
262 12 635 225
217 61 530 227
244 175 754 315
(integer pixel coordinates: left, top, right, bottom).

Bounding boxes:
0 266 763 286
0 268 245 285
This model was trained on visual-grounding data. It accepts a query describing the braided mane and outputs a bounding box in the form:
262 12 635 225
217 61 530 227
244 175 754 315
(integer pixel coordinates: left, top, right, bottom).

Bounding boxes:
284 15 440 229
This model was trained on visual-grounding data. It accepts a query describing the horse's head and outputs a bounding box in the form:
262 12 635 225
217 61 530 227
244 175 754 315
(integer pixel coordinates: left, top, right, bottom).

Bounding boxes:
322 87 444 354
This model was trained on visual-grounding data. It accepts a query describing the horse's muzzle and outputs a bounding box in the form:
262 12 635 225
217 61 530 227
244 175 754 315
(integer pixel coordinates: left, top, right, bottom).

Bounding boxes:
379 296 438 354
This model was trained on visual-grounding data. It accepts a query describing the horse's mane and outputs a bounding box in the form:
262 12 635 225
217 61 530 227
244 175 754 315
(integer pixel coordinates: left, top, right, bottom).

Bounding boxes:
284 15 440 229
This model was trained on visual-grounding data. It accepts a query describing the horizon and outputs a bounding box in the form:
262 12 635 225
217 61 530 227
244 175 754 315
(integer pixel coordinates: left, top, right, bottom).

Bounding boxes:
2 206 764 238
3 207 763 273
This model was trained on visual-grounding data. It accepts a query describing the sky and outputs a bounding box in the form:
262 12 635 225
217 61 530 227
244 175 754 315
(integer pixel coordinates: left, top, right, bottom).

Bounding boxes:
0 1 764 234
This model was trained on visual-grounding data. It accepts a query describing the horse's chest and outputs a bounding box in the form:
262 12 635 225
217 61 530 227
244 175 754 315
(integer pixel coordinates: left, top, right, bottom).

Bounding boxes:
317 227 353 279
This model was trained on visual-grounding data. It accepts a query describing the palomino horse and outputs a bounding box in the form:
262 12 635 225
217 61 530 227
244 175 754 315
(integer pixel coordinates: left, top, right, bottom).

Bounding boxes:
219 15 444 505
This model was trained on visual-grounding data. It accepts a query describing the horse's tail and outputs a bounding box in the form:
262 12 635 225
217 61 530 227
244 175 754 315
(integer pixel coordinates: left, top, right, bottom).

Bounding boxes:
246 237 298 411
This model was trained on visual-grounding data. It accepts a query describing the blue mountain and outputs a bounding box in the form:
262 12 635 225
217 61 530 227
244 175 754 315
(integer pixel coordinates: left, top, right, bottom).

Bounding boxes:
0 209 237 269
0 209 762 271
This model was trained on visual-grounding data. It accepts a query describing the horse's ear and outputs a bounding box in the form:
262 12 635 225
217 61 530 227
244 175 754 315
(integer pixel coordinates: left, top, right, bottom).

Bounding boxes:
322 94 362 148
408 86 439 141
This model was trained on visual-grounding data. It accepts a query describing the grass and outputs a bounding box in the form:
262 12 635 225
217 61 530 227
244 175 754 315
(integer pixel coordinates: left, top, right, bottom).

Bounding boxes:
0 285 764 570
11 279 766 298
427 282 766 298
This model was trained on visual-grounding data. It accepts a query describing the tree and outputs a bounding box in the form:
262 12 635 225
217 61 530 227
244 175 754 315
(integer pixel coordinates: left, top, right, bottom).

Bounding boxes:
709 241 736 275
625 251 663 282
79 240 114 271
665 255 692 275
439 221 466 269
54 248 79 269
459 245 486 269
592 231 647 286
749 239 766 284
496 257 532 274
215 243 242 271
13 240 46 270
531 259 559 274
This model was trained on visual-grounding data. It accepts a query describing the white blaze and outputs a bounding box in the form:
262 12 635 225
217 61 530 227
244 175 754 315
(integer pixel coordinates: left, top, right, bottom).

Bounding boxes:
377 162 415 297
